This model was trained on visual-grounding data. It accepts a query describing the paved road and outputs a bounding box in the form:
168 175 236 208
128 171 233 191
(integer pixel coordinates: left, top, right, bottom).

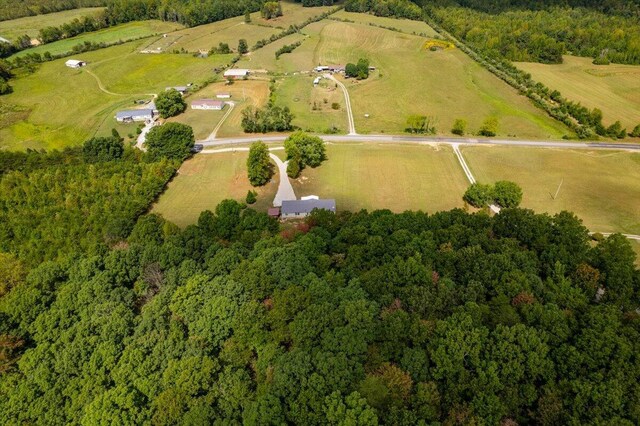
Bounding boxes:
324 74 357 135
198 133 640 151
269 153 296 207
207 101 235 140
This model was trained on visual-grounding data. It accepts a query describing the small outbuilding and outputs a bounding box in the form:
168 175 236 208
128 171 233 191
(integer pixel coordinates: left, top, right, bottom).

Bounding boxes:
223 69 250 79
65 59 86 68
313 76 321 86
191 99 225 110
268 207 281 218
115 109 155 123
216 93 231 99
281 199 336 219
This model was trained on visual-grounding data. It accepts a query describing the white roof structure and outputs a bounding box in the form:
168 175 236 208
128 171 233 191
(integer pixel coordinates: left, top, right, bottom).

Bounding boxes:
0 36 10 44
223 69 249 78
65 59 86 68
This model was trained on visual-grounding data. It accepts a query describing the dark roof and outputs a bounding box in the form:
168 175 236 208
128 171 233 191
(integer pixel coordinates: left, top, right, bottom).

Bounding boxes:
281 199 336 215
268 207 281 217
115 109 154 119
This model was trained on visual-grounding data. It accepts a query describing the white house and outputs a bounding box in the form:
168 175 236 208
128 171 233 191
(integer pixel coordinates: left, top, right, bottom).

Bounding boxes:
65 59 86 68
223 69 249 79
191 99 225 110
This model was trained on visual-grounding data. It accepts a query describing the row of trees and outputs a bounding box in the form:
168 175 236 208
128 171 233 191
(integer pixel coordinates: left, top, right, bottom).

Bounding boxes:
241 104 294 133
1 197 638 424
345 57 370 79
345 0 423 20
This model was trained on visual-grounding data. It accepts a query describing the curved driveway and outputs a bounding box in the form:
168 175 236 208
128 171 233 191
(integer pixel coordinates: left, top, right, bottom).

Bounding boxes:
324 74 357 135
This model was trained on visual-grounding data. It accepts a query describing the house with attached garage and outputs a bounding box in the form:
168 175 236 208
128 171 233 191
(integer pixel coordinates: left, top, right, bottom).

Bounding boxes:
191 99 225 110
280 198 336 219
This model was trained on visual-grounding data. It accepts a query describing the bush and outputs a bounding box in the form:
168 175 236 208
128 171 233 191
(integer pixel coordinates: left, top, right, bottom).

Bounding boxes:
146 123 195 161
82 136 125 163
241 105 294 133
406 115 436 134
629 124 640 138
245 190 257 204
451 118 467 136
478 117 499 137
463 183 494 208
331 102 340 110
238 39 248 54
155 89 186 119
287 156 301 178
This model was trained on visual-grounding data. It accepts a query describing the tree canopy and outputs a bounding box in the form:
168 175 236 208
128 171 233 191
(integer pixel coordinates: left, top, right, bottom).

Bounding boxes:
145 123 195 161
247 141 274 186
155 89 187 119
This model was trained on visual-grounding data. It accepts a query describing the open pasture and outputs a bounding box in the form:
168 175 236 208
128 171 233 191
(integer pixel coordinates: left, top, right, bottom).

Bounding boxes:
0 7 105 41
291 143 468 213
462 146 640 234
331 10 439 37
248 1 337 29
10 20 182 58
0 39 231 150
152 151 278 227
516 56 640 130
237 32 308 73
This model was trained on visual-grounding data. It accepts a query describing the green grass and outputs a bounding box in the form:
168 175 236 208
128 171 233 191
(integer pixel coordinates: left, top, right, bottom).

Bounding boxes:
331 10 440 37
215 79 272 138
274 74 348 133
0 7 105 41
248 1 337 29
291 143 469 213
516 55 640 130
0 39 231 150
237 32 308 73
152 152 278 227
461 146 640 234
10 20 182 58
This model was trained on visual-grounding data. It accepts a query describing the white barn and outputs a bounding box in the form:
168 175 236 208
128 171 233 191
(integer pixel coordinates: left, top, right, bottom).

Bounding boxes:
223 69 249 79
65 59 86 68
191 99 225 110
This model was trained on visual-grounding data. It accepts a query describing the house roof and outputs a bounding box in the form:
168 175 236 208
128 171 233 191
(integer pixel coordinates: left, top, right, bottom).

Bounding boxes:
65 59 85 65
281 199 336 215
116 109 154 119
191 99 224 107
166 86 188 92
224 69 249 77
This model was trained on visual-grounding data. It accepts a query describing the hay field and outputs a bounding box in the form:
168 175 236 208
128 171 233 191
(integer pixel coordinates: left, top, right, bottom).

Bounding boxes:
462 146 640 234
0 40 231 150
274 74 348 133
0 7 105 41
10 20 182 58
516 56 640 130
237 32 308 73
308 21 570 138
152 152 278 227
291 143 468 213
331 10 439 36
248 1 336 29
214 79 272 138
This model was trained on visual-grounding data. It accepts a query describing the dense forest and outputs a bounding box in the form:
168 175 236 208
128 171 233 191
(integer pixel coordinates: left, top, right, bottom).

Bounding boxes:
422 0 640 15
1 144 639 424
0 0 106 21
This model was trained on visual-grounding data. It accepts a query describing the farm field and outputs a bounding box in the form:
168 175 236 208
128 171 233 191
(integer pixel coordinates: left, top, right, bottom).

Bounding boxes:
331 10 439 37
10 20 182 58
462 146 640 234
248 1 337 29
214 79 271 138
274 74 348 133
516 56 640 129
291 143 468 213
152 152 278 227
0 39 231 150
237 32 308 73
0 7 105 41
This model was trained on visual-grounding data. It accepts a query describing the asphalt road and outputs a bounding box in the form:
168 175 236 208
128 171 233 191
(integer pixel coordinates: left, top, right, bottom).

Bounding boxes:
198 133 640 151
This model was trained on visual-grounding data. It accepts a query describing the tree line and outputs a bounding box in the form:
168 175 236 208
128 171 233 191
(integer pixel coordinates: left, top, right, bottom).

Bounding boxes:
0 196 638 423
0 0 106 21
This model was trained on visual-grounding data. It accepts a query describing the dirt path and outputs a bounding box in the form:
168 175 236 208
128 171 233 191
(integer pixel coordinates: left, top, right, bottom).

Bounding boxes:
84 68 156 98
325 74 356 135
452 143 501 213
207 102 235 140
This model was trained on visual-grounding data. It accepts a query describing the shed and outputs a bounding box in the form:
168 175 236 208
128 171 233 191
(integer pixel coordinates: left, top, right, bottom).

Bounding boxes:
224 69 249 78
216 93 231 99
268 207 281 218
65 59 86 68
191 99 225 110
281 199 336 219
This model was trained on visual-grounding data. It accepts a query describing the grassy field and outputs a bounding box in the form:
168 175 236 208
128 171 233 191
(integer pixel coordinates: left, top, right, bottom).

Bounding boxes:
461 146 640 234
516 56 640 130
274 74 348 133
215 79 271 138
291 143 468 213
152 152 278 227
10 20 182 58
248 1 336 29
0 39 231 150
0 7 105 41
237 32 308 73
331 10 440 37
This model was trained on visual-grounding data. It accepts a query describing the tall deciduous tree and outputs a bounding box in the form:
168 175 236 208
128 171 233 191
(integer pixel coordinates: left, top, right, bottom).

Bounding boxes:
247 141 273 186
155 89 187 119
146 123 195 161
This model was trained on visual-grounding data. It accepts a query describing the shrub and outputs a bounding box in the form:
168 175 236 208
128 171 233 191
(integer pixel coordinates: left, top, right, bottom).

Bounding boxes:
331 102 340 110
451 118 467 136
629 124 640 138
246 190 257 204
478 117 499 137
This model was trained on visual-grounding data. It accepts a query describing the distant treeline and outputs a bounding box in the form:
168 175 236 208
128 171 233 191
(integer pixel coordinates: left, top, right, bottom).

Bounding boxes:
423 0 640 16
0 0 106 21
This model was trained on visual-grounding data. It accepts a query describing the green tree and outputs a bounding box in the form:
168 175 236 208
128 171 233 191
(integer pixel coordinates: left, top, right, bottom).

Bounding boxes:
246 190 257 204
287 155 301 178
82 136 124 163
247 141 274 186
238 39 248 54
284 131 326 168
493 180 523 208
325 391 379 425
146 123 195 161
629 124 640 137
244 10 251 23
478 117 499 137
155 89 187 119
463 183 495 208
261 1 283 19
452 118 467 135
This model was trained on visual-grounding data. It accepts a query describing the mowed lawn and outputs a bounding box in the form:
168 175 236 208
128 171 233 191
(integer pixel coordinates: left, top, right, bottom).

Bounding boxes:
291 143 468 213
10 20 182 58
0 7 105 41
516 56 640 130
0 40 231 150
152 152 278 227
462 146 640 234
274 74 348 133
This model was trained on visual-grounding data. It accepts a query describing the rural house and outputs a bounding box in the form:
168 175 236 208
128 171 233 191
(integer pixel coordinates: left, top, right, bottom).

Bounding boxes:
281 199 336 219
115 109 155 123
224 69 249 79
65 59 86 68
191 99 225 110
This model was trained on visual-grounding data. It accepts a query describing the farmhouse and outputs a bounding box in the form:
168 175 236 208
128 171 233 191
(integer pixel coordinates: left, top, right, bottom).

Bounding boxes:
216 93 231 99
191 99 225 110
65 59 86 68
224 69 249 79
166 86 189 95
115 109 155 123
281 199 336 219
